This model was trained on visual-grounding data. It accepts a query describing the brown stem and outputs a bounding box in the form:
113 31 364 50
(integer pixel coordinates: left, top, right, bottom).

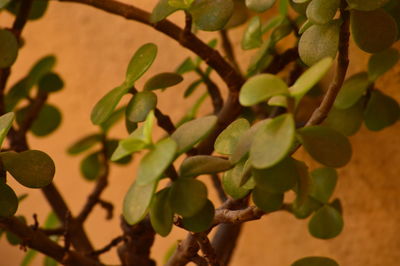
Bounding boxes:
90 235 124 256
154 108 176 134
195 67 224 113
193 233 220 266
210 174 228 203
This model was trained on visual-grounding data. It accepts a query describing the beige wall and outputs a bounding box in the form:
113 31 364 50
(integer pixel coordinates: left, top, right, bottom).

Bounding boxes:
0 1 399 265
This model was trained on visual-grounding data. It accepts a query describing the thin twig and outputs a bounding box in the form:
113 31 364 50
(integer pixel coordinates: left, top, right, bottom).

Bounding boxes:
210 174 227 203
195 67 224 113
98 199 114 220
219 30 241 74
90 236 124 256
154 108 175 134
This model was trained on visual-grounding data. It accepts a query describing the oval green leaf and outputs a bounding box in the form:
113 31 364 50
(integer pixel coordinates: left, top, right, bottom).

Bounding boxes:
0 29 18 68
150 0 180 23
80 152 102 181
0 182 18 217
222 160 251 199
189 0 234 31
67 134 102 155
150 188 174 237
306 0 339 25
125 43 158 86
334 72 370 109
38 72 64 93
242 16 263 50
252 186 283 212
368 48 400 81
310 167 337 203
144 72 183 91
215 118 250 155
182 200 215 232
126 91 157 123
245 0 276 12
179 155 232 177
308 205 343 239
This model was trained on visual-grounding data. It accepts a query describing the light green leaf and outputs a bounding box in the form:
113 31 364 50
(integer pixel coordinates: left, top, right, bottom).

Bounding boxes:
169 0 194 8
182 200 214 232
126 91 157 123
239 74 288 106
252 186 283 212
111 129 148 162
297 126 352 168
0 29 18 68
308 205 343 239
334 72 370 109
215 118 250 155
125 43 158 86
123 180 157 225
150 188 173 237
1 150 55 188
170 178 208 217
144 72 183 91
245 0 276 12
151 0 180 23
368 48 400 81
310 167 337 203
242 16 263 50
21 249 37 266
364 90 400 131
306 0 340 25
0 112 14 148
176 58 196 74
268 95 288 108
0 182 18 217
222 160 251 199
351 9 397 53
179 155 232 177
189 0 234 31
171 115 217 154
67 134 102 155
347 0 390 11
250 114 295 169
299 21 340 66
136 138 177 185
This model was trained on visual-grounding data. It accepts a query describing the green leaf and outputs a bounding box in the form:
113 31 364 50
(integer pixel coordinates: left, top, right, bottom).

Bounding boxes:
67 134 102 155
176 58 196 74
111 129 148 162
151 0 180 23
245 0 276 12
239 74 288 106
105 139 132 165
299 21 340 66
169 0 194 8
253 157 298 193
0 29 19 68
308 205 343 239
91 84 130 125
252 186 283 212
38 72 64 93
144 72 183 91
171 115 217 154
182 200 214 232
0 112 14 148
368 48 400 81
364 90 400 131
222 160 251 199
268 95 288 108
289 57 333 101
310 167 337 203
292 196 322 219
26 55 56 89
179 155 232 177
293 160 311 209
250 114 295 169
16 104 62 137
125 43 158 86
0 0 11 9
224 0 249 29
347 0 390 11
126 91 157 123
123 180 157 225
101 106 126 133
297 126 352 168
150 188 173 237
7 0 48 20
136 138 177 185
306 0 340 25
43 257 57 266
242 16 263 50
351 9 398 53
0 182 18 217
170 178 208 217
290 0 310 15
1 150 55 188
184 80 202 98
21 249 37 266
189 0 234 31
215 118 250 155
324 98 364 136
80 152 102 181
334 72 370 109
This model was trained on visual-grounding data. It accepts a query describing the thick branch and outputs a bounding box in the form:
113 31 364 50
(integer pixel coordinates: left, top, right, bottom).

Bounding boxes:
193 233 220 266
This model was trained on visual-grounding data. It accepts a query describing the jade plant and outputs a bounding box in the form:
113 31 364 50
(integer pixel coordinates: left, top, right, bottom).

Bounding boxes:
0 0 399 265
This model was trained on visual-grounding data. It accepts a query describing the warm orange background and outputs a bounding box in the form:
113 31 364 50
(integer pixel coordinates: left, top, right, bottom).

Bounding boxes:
0 1 399 265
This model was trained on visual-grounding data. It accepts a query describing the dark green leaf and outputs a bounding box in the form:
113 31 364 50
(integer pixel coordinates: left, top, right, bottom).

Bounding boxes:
38 72 64 93
170 178 208 217
334 72 370 109
0 182 18 217
0 29 18 68
252 186 283 212
126 91 157 123
26 55 56 89
306 0 339 25
182 200 214 232
245 0 276 12
351 9 397 53
0 0 11 9
6 231 21 246
215 118 250 155
308 205 343 239
67 134 102 155
189 0 234 31
297 126 352 168
125 43 158 86
224 0 249 29
292 196 322 219
80 152 102 181
250 114 295 169
150 188 173 237
176 58 196 74
179 155 232 177
184 79 202 98
310 167 337 203
368 48 400 81
0 112 14 148
347 0 390 11
7 0 48 20
242 16 263 50
290 0 310 15
144 73 183 91
151 0 180 23
222 160 251 199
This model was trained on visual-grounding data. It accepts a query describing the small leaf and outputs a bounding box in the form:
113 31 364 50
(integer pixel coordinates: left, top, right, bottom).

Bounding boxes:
100 106 126 132
0 112 14 148
253 157 298 193
176 58 196 74
179 155 232 177
252 186 283 212
297 126 352 168
80 152 102 181
111 128 148 162
250 114 295 169
125 43 158 86
38 72 64 93
123 180 157 225
215 118 250 155
7 0 48 20
0 182 18 217
184 79 202 98
310 167 337 203
0 29 18 68
126 91 157 123
347 0 390 11
1 150 55 188
171 115 217 154
151 0 180 23
239 74 288 106
170 178 208 217
224 0 249 29
268 95 288 108
189 0 234 31
182 200 215 232
150 188 174 237
245 0 276 12
144 73 183 91
334 72 370 109
21 249 38 266
136 138 177 185
222 160 251 199
67 134 102 155
242 16 263 50
26 55 56 89
292 196 322 219
299 21 340 66
308 205 343 239
368 48 400 81
364 90 400 131
351 9 398 53
306 0 340 25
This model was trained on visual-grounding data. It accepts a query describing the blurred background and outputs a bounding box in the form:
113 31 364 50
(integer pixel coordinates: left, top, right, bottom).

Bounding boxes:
0 0 399 265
